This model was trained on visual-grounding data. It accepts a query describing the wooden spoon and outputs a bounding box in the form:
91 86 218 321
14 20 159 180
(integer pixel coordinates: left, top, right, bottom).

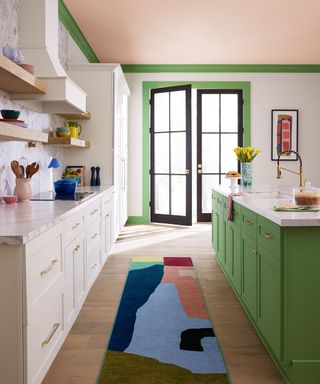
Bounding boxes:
10 160 20 178
28 162 39 178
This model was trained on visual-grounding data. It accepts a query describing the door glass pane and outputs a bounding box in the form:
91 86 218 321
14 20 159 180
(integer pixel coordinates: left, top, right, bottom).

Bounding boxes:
171 175 186 216
171 132 186 174
170 91 186 131
221 134 238 173
202 94 219 132
221 94 238 132
202 134 219 173
202 175 220 213
154 92 169 132
154 133 169 173
155 175 169 214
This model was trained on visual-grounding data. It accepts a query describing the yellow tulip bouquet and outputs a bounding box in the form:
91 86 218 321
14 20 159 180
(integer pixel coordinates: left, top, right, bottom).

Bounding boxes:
233 146 261 163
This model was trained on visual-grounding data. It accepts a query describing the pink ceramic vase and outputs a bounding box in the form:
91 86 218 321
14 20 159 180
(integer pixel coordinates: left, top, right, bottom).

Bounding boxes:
14 178 32 202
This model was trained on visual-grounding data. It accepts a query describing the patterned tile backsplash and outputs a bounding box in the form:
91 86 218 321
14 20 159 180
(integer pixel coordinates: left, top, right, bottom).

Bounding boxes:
0 1 83 197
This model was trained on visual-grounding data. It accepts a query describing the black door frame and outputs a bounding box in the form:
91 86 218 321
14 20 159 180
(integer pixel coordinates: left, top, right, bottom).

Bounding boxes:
197 89 243 222
150 84 192 225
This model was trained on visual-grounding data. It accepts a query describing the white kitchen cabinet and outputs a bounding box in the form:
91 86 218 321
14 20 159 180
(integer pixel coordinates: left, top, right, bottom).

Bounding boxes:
0 187 114 383
101 190 113 264
67 64 130 240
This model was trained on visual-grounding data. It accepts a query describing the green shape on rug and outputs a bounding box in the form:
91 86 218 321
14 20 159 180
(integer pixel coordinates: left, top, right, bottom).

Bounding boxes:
130 261 164 270
97 351 228 384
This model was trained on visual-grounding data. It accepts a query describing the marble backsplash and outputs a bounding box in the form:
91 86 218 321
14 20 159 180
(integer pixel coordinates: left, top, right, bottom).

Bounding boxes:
0 1 80 197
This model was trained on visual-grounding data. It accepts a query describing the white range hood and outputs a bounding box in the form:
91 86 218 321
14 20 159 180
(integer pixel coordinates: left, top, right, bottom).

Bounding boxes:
12 0 87 114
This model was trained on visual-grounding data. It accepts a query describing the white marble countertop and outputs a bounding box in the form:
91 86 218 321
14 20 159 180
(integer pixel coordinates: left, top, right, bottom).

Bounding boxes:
0 186 113 245
214 184 320 227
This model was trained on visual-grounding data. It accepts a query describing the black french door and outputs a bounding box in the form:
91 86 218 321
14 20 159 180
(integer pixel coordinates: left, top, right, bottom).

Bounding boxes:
150 85 192 225
197 90 243 222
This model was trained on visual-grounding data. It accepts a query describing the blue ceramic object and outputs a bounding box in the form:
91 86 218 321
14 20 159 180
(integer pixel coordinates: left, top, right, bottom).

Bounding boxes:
54 179 77 196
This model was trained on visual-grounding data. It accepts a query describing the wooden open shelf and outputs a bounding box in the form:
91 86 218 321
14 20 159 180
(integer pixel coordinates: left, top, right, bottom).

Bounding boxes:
45 137 90 148
0 122 48 142
57 112 91 120
0 55 47 94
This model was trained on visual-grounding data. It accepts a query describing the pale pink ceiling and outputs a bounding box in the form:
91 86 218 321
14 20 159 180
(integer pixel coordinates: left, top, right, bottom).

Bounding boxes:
64 0 320 64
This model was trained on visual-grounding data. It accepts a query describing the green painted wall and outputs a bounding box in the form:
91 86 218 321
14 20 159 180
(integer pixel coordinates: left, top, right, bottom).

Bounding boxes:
127 81 251 224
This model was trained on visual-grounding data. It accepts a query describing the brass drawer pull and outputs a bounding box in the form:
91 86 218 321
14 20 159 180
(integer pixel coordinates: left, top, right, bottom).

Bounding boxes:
252 249 258 256
72 222 81 230
90 208 98 215
261 231 273 239
73 244 80 252
245 219 253 225
41 322 60 347
40 259 58 276
91 263 97 270
90 233 98 240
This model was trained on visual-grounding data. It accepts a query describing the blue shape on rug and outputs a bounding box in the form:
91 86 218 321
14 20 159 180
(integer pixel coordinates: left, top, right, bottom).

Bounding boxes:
108 264 164 351
125 284 227 374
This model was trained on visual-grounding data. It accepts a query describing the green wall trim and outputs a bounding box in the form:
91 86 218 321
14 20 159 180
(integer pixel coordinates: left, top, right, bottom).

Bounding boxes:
122 64 320 73
59 0 100 63
134 81 251 224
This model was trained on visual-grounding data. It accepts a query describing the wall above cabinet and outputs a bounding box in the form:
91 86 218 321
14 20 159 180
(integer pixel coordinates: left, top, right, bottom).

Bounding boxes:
0 55 47 94
0 122 48 142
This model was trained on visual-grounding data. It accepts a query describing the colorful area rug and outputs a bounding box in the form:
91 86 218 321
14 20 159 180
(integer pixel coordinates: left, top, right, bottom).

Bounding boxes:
97 257 229 383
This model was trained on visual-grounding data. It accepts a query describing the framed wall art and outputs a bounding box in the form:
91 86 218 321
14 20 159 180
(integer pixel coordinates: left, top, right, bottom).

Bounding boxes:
63 165 85 186
271 109 298 161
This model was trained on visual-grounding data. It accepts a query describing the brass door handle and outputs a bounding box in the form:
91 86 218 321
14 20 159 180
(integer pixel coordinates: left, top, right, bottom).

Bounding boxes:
261 231 273 239
41 323 60 347
90 208 98 215
72 222 81 230
73 244 80 252
245 219 253 225
90 233 98 240
40 259 58 276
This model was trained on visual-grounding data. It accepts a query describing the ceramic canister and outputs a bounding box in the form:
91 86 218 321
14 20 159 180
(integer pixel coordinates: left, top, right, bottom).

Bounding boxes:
14 178 32 202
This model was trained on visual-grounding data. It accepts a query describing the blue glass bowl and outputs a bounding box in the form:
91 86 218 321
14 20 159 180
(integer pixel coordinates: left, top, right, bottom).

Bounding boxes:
54 179 77 196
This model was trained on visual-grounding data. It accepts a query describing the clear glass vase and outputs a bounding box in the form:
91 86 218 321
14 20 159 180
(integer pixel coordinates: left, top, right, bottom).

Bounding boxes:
240 162 252 186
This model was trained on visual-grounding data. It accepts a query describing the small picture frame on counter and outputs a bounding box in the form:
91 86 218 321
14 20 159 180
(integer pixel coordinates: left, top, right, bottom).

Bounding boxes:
63 165 85 186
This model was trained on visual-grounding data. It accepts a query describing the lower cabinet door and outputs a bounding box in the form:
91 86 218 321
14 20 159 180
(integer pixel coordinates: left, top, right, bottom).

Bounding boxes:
217 210 226 265
257 244 280 359
212 209 219 254
225 221 234 277
231 224 242 295
64 232 85 331
241 232 257 320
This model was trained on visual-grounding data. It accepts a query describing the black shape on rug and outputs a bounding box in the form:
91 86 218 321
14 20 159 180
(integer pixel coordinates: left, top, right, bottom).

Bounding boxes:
180 328 215 351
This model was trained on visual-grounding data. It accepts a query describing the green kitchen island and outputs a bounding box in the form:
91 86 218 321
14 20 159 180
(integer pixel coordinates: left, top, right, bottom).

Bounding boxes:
212 186 320 384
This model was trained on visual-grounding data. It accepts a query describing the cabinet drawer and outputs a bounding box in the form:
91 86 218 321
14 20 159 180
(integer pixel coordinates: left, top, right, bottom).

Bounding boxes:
64 211 85 245
86 248 100 289
86 217 101 256
241 206 257 238
85 199 101 224
212 191 226 210
26 290 64 384
25 225 63 323
258 215 281 257
102 191 112 215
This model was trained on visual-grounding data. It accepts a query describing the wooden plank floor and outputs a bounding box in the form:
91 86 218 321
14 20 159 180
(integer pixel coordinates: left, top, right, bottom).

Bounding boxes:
44 223 284 384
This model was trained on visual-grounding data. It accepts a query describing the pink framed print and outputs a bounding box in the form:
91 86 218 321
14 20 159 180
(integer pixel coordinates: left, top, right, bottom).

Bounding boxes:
271 109 298 161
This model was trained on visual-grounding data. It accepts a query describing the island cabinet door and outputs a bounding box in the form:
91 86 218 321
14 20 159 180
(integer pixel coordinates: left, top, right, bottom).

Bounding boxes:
225 204 241 295
217 209 226 265
241 231 257 320
257 243 281 360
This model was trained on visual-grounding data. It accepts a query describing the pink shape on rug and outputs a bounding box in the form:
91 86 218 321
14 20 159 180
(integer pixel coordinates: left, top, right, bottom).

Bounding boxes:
163 257 193 266
161 266 208 319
